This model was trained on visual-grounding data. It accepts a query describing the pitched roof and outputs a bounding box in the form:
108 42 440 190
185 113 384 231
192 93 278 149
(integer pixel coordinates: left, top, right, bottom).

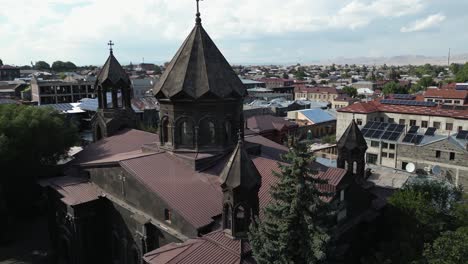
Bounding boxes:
39 176 101 206
143 230 255 264
96 52 130 86
220 139 262 190
153 23 245 99
247 115 297 133
72 129 157 165
299 109 336 124
297 86 340 94
338 99 468 119
424 89 468 100
337 120 368 150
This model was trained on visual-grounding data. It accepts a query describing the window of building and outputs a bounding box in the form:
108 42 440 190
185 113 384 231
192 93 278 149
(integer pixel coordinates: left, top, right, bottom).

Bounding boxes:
366 154 378 164
164 209 172 223
382 142 388 148
427 99 433 102
454 100 460 104
176 119 194 147
379 117 385 122
410 120 416 126
450 152 455 160
382 152 388 158
436 150 441 158
446 123 453 131
371 141 379 147
433 122 441 129
459 126 464 132
445 100 453 104
389 144 395 150
389 153 395 159
399 119 405 125
353 161 357 174
199 119 216 145
340 190 345 201
356 119 363 126
388 118 395 123
421 121 428 128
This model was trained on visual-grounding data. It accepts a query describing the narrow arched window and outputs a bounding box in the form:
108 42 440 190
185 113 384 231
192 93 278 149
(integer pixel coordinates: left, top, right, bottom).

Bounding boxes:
353 161 358 174
224 121 232 143
223 204 232 230
199 119 216 146
176 119 193 147
161 118 169 144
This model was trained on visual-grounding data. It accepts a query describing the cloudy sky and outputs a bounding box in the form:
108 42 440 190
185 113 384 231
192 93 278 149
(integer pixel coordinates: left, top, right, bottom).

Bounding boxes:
0 0 467 66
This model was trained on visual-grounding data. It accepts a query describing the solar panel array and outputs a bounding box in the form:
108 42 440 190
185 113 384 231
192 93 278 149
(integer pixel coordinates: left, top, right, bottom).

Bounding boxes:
380 99 437 107
39 103 74 112
456 130 468 140
408 126 419 134
361 121 405 141
393 94 416 100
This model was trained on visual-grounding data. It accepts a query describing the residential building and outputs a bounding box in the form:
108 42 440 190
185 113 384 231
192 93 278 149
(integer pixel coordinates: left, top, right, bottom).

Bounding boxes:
259 77 294 88
336 98 468 140
246 115 298 144
423 89 468 105
332 95 359 110
295 86 341 103
241 78 266 89
288 108 336 138
0 65 20 81
31 78 96 105
131 78 155 98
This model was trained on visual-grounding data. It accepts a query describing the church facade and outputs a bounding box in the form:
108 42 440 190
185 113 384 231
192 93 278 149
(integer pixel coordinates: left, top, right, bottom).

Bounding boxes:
42 7 375 264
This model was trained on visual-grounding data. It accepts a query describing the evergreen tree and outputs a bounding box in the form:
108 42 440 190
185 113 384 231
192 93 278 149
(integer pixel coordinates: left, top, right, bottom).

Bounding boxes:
249 146 333 264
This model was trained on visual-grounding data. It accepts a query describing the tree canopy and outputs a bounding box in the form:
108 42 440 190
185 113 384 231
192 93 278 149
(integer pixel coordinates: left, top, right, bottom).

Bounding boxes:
51 61 77 72
34 61 51 71
249 146 333 264
342 86 358 98
455 62 468 83
0 105 79 215
382 81 407 95
0 58 3 66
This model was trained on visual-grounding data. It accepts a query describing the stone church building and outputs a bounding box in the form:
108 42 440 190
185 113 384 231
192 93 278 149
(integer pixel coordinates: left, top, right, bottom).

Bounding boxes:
42 8 375 264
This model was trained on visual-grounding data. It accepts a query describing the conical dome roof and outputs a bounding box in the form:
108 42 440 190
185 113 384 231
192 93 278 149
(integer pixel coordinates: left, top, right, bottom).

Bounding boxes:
337 120 368 150
220 139 262 190
154 23 246 100
96 52 130 87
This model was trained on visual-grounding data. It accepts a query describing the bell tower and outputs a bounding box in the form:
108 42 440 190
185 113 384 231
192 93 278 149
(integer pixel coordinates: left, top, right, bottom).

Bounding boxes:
337 120 368 181
92 41 136 141
220 133 261 238
153 2 246 154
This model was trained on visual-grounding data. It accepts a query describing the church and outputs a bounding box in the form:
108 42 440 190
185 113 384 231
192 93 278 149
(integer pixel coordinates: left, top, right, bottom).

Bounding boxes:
41 4 375 264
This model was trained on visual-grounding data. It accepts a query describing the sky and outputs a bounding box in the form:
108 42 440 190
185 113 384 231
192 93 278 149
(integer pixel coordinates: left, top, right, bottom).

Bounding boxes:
0 0 467 66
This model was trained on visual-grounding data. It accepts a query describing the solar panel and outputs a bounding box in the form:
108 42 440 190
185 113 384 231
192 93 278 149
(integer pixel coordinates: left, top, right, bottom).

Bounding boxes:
364 129 375 137
413 135 424 144
371 122 381 129
361 129 369 135
402 134 415 143
381 131 392 140
371 130 384 139
408 126 419 134
389 132 401 141
456 130 468 139
387 124 398 131
363 122 374 129
380 99 437 107
395 125 405 132
378 123 389 130
425 127 436 136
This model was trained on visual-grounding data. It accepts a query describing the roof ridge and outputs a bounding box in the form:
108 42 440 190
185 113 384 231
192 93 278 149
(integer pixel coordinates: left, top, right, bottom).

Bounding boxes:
202 233 242 256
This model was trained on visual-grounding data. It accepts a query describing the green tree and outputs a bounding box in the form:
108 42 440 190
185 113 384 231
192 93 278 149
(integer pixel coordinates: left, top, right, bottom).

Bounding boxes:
450 63 461 75
249 146 333 264
153 65 162 74
34 61 51 71
455 63 468 83
424 227 468 264
419 76 435 89
382 81 406 95
282 72 289 79
0 105 79 215
0 58 3 66
342 86 358 98
52 61 77 72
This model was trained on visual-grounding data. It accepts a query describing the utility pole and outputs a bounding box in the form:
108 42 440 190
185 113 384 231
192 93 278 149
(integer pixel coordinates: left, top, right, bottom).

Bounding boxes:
448 48 451 67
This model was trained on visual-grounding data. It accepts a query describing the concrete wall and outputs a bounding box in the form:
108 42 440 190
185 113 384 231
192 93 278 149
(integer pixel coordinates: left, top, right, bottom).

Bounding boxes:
397 139 468 188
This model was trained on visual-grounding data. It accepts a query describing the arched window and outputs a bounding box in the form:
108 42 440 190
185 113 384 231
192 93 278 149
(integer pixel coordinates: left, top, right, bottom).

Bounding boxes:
199 119 216 146
224 121 232 144
345 161 349 171
353 161 358 174
161 117 169 144
235 205 246 232
176 119 194 147
223 204 232 230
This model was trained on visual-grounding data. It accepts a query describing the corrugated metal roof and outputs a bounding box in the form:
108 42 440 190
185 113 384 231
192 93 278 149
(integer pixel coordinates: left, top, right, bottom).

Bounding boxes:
40 176 101 206
299 108 336 124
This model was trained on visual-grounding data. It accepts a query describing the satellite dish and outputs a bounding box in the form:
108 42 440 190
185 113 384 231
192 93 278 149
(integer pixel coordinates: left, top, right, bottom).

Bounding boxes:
432 165 441 175
406 163 416 173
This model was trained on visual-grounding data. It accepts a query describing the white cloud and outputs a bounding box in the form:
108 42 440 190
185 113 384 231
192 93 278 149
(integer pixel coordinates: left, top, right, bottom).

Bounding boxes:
401 13 446 33
0 0 428 64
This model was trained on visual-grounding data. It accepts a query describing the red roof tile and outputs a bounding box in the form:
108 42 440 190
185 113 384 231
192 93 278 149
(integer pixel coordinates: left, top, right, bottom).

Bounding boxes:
143 230 254 264
40 176 102 206
338 99 468 119
424 89 468 100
